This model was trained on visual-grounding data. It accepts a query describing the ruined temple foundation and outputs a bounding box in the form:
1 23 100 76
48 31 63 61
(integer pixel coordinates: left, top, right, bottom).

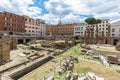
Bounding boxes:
84 24 111 44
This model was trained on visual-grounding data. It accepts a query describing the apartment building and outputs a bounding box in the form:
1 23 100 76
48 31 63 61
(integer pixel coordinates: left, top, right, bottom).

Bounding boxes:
24 16 46 37
74 19 109 38
111 21 120 37
95 19 109 37
74 23 87 38
110 20 120 45
0 11 25 35
46 23 77 37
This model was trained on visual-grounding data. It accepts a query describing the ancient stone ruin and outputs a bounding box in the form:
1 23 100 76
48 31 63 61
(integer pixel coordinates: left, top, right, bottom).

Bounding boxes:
116 40 120 51
84 24 111 44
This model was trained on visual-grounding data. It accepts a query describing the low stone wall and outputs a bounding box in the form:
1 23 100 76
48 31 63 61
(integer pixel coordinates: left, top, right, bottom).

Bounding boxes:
0 61 29 74
10 56 53 80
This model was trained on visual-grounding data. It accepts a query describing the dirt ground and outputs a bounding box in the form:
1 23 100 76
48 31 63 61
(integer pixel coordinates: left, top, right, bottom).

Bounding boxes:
74 60 120 80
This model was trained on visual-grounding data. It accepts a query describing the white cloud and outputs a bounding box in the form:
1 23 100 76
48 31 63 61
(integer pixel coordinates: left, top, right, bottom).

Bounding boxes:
0 0 42 17
45 0 72 16
43 0 82 24
0 0 120 24
43 0 120 24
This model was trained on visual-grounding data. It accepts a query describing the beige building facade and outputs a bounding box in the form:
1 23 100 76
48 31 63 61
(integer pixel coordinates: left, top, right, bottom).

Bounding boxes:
111 20 120 45
74 23 87 38
24 16 45 37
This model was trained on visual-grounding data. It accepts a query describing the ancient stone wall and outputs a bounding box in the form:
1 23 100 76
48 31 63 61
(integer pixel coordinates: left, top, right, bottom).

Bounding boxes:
0 36 11 64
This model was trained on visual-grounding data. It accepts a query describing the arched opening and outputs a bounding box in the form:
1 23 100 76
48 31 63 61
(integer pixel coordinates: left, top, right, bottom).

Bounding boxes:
26 39 31 43
9 32 13 35
105 39 107 44
113 39 118 45
18 39 23 44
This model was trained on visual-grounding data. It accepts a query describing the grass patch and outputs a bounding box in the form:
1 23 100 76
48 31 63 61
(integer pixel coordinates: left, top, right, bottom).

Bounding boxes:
54 44 81 62
54 72 66 80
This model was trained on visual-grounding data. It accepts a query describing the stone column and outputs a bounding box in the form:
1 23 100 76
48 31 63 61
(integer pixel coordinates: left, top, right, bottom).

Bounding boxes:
107 24 111 44
87 29 90 44
65 38 69 46
23 39 26 44
84 30 87 43
96 25 99 44
101 31 105 44
90 28 94 44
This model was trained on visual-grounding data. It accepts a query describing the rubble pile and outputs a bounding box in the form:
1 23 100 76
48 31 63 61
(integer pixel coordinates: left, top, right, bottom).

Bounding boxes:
116 41 120 51
41 41 53 47
46 56 104 80
107 55 120 64
81 44 91 50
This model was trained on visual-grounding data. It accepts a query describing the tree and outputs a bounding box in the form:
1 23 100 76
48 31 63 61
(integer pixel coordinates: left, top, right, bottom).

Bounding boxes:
96 19 102 24
85 17 102 25
74 35 79 40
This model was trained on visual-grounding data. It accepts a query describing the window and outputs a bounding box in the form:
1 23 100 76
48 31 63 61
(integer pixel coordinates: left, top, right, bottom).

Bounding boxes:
29 20 31 22
25 18 27 21
112 34 115 36
112 28 115 32
10 18 12 22
16 27 18 31
16 24 18 27
4 22 7 26
16 16 18 19
4 27 7 31
81 27 83 30
4 17 7 21
10 23 12 27
106 28 108 30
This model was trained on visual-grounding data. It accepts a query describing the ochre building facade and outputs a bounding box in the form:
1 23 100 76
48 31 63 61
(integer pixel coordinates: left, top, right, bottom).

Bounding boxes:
0 11 25 34
46 23 77 37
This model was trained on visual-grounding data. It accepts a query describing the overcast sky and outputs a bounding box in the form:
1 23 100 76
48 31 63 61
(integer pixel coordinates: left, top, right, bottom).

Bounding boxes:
0 0 120 24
